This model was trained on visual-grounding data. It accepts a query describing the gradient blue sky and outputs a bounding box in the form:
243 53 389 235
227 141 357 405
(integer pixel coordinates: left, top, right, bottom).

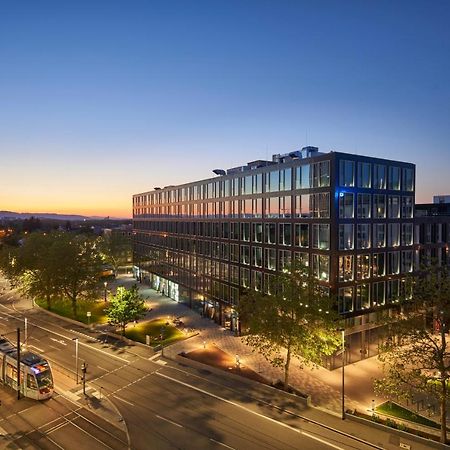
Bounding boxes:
1 1 449 217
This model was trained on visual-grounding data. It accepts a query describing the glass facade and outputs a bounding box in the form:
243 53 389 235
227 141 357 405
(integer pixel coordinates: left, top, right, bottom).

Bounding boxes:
133 150 415 365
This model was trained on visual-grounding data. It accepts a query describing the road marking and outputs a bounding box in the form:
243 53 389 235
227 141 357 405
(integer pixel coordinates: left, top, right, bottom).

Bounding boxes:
97 366 108 371
28 344 44 352
155 372 346 450
209 438 235 449
113 395 135 406
50 337 67 346
148 353 159 361
155 415 183 428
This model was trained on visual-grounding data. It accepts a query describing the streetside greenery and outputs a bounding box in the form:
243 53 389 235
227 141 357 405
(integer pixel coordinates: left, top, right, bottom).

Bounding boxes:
0 231 103 316
125 318 185 346
238 261 341 391
106 285 147 335
374 264 450 444
98 232 131 275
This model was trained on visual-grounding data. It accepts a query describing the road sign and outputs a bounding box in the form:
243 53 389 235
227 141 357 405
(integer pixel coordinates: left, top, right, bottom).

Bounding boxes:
86 312 91 317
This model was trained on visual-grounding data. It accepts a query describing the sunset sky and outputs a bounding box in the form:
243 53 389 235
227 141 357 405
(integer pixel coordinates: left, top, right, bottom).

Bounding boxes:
1 1 449 218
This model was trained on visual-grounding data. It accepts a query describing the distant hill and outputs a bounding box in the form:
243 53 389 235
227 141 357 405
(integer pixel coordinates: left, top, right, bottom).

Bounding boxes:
0 211 129 221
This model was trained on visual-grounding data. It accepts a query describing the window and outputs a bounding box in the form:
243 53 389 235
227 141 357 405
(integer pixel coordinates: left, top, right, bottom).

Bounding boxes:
312 254 329 281
264 223 276 244
339 160 355 187
373 223 386 248
355 285 370 310
312 193 330 218
279 196 292 218
388 196 400 218
402 223 413 246
373 194 386 219
339 224 354 250
388 166 401 190
294 252 309 267
244 175 252 195
280 169 292 191
339 255 353 281
312 224 330 250
240 245 250 265
339 193 354 218
319 161 330 187
264 248 276 270
402 168 414 192
230 223 239 240
357 193 371 218
279 250 292 271
402 250 413 273
252 223 263 243
373 281 385 306
296 194 311 218
295 165 310 189
240 268 250 288
338 287 353 313
357 254 371 280
388 223 400 247
230 265 239 284
387 251 400 274
266 170 280 192
357 162 371 188
241 223 250 241
387 279 400 303
279 223 292 246
253 198 263 218
266 197 279 218
252 271 263 291
402 196 413 218
295 224 309 248
230 244 239 262
253 173 263 194
252 247 262 267
357 224 370 249
373 164 386 189
373 253 385 277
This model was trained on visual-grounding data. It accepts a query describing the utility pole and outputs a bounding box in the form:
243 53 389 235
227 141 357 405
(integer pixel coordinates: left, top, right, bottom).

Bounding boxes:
341 329 345 420
81 362 87 397
17 328 21 400
24 317 27 348
73 338 79 384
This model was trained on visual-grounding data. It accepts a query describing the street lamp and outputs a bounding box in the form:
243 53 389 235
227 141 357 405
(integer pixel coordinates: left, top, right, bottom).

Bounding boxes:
103 281 107 302
341 329 345 420
73 338 79 384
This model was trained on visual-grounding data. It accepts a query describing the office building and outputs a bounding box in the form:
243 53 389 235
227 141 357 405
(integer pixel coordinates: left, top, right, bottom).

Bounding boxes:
133 147 415 367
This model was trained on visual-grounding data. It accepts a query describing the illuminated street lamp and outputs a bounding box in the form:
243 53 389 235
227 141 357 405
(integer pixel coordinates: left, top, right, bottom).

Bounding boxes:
341 329 346 420
103 281 107 302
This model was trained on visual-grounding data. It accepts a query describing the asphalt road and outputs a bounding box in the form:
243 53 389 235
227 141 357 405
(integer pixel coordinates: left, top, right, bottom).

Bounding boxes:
0 282 433 450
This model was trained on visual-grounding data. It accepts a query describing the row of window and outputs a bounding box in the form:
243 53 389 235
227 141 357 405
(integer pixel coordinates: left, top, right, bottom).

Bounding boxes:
339 193 413 219
133 161 331 209
338 280 412 314
339 223 413 250
338 251 413 282
339 160 414 191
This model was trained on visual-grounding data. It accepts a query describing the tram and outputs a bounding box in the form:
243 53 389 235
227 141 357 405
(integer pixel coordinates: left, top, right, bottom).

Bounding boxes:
0 337 54 400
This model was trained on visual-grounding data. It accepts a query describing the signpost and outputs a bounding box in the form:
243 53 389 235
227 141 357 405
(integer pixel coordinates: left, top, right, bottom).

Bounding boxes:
87 311 91 327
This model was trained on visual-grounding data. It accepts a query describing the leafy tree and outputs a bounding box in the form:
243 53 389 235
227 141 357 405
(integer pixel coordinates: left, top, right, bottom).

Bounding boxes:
0 233 60 308
22 216 42 233
106 285 147 335
99 232 131 275
375 265 450 444
55 235 103 317
238 262 340 390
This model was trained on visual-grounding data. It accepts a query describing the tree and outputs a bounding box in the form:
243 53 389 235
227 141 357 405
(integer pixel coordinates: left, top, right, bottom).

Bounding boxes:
238 262 340 390
55 234 103 317
375 265 450 444
106 285 147 335
0 233 61 309
99 232 131 275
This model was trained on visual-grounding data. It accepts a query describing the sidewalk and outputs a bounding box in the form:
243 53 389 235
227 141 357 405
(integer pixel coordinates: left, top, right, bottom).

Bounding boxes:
113 274 446 427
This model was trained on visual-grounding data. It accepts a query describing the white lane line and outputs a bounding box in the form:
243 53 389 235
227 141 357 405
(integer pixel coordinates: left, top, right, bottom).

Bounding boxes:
50 337 67 346
155 372 345 450
209 438 236 449
28 344 44 353
155 415 183 428
113 395 135 406
97 366 108 371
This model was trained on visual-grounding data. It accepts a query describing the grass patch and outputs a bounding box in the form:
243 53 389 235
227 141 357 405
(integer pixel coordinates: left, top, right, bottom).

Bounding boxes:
125 318 186 346
36 298 108 325
375 401 440 429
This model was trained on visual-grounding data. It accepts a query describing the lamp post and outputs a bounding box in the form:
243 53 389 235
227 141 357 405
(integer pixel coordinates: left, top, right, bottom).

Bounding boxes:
24 317 27 348
73 338 79 384
103 281 107 302
341 329 345 420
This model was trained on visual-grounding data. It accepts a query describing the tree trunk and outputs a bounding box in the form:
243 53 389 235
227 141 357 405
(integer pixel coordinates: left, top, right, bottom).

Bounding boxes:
283 342 292 391
46 293 52 310
71 297 77 318
122 323 126 335
441 374 448 444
